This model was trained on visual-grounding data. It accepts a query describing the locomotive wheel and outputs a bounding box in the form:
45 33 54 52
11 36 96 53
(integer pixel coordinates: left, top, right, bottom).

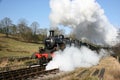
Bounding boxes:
38 56 47 65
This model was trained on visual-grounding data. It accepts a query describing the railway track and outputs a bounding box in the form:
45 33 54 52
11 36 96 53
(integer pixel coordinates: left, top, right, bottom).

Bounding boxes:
0 65 59 80
0 64 105 80
76 68 105 80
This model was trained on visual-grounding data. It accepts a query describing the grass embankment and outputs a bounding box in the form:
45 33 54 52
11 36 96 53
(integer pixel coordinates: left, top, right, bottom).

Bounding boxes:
0 33 43 68
0 33 43 57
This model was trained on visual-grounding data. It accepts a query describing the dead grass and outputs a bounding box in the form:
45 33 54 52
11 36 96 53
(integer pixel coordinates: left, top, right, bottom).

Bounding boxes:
0 33 41 68
0 33 43 57
0 59 8 67
92 56 120 80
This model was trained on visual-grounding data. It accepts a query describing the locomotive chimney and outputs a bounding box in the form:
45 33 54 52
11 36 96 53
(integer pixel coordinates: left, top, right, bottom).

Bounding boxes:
49 30 54 37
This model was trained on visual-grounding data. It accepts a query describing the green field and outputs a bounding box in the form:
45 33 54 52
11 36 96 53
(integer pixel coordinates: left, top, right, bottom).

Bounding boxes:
0 34 43 57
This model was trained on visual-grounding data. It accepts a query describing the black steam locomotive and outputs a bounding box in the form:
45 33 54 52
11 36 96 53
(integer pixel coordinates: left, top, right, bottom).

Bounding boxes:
32 30 105 65
44 30 81 51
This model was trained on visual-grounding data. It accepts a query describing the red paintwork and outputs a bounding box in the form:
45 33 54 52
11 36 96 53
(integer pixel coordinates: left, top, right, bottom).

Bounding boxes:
35 52 54 59
35 53 42 58
41 53 49 58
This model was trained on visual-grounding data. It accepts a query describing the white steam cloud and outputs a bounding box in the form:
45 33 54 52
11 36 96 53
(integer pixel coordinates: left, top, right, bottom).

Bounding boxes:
46 46 107 71
47 0 118 71
49 0 118 45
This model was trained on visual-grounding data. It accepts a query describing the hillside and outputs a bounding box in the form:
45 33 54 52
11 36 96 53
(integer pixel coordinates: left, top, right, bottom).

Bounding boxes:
0 33 43 57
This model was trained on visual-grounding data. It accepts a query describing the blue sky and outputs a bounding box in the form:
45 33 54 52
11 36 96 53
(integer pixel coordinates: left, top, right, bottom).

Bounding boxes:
0 0 120 29
97 0 120 27
0 0 50 28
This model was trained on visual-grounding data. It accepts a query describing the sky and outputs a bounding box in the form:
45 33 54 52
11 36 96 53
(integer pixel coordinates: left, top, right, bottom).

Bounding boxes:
0 0 120 29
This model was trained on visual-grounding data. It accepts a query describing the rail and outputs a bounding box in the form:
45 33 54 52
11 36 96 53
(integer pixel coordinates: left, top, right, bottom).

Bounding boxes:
0 65 46 80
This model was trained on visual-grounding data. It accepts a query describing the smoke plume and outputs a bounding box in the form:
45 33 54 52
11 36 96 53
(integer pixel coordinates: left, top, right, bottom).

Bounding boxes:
47 0 118 71
46 46 107 71
49 0 118 46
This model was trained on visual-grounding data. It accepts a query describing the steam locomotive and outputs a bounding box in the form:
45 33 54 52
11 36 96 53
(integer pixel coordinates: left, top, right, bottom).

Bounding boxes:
32 30 74 65
32 30 108 65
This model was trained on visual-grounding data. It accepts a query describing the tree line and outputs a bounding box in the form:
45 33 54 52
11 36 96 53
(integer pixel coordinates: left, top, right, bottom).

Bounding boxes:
0 17 65 43
1 17 120 46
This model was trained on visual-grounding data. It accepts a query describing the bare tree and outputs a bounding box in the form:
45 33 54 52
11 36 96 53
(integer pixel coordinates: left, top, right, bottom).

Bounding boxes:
38 28 47 36
30 21 41 42
38 28 48 40
0 20 2 33
30 21 39 35
17 19 32 41
118 28 120 40
9 24 17 36
18 19 28 34
0 17 12 37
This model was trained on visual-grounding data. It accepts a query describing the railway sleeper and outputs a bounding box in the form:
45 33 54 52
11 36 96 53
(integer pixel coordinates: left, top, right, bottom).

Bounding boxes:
1 72 13 79
98 68 105 80
0 73 4 80
91 69 100 76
